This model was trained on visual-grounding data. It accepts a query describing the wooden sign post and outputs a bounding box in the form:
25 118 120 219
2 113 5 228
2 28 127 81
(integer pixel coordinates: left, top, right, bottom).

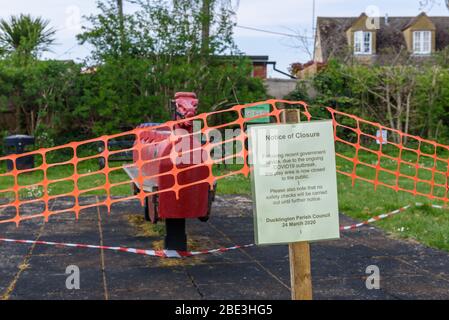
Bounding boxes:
283 109 313 300
289 242 312 299
248 108 340 302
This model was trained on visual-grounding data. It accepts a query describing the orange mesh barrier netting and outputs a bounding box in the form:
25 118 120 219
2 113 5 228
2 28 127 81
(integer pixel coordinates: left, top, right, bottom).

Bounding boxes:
1 99 448 227
0 100 310 226
329 107 449 202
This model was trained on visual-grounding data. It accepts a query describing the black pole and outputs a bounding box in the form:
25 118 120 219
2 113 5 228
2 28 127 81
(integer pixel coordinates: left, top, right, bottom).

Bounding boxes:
165 219 187 251
117 0 125 55
201 0 212 57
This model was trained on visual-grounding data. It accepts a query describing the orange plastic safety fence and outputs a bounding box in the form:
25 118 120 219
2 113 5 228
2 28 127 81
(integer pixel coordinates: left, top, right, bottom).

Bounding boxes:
2 99 448 228
0 100 310 226
329 107 449 203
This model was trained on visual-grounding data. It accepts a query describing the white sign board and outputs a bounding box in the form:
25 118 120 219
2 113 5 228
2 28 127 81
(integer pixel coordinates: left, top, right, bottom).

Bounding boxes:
249 120 340 245
376 130 388 145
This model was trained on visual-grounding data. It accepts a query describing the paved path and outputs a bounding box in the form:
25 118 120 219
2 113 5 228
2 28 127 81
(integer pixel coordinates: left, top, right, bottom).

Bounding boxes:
1 195 449 300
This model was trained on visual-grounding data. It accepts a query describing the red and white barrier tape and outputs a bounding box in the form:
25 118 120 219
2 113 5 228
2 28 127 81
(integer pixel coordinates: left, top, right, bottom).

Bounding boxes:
339 203 444 231
339 204 412 231
0 203 445 258
0 237 255 258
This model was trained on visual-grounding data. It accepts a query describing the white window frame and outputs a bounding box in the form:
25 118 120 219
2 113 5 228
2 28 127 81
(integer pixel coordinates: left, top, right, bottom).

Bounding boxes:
354 31 372 55
413 31 432 55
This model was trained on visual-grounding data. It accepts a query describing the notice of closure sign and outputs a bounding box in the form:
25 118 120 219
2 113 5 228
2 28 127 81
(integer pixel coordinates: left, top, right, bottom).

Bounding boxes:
249 120 340 245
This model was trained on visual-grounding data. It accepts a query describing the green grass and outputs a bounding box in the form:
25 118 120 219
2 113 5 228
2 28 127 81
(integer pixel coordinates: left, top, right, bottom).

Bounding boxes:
213 164 252 195
337 176 449 252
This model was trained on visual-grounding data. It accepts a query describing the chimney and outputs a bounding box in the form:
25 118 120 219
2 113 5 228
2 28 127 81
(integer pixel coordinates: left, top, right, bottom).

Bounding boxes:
385 13 389 26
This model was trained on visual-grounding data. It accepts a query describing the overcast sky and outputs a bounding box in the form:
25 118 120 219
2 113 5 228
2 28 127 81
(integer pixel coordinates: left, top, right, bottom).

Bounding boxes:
1 0 449 78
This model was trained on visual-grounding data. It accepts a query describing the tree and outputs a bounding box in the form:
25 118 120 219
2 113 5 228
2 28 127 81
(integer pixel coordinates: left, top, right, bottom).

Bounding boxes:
76 0 266 136
0 14 56 63
201 0 212 56
0 15 59 135
310 54 449 144
0 58 82 139
79 0 239 61
419 0 449 11
414 63 449 141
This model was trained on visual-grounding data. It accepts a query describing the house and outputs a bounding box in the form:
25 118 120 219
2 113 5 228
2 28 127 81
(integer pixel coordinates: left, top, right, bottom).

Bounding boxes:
234 55 296 80
295 12 449 78
248 55 270 79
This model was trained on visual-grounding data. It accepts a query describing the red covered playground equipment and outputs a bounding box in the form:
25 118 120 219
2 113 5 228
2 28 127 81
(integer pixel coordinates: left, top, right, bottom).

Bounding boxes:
128 92 216 251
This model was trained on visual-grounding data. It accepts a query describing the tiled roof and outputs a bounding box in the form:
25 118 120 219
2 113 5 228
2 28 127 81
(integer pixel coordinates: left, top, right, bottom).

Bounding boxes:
316 15 449 61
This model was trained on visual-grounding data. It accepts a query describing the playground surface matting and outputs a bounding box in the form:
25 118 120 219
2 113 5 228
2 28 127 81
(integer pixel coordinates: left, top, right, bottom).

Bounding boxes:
1 194 449 300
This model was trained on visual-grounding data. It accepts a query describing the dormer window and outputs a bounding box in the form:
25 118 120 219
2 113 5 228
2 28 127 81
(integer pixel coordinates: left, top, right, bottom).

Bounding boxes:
413 31 431 54
354 31 372 55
